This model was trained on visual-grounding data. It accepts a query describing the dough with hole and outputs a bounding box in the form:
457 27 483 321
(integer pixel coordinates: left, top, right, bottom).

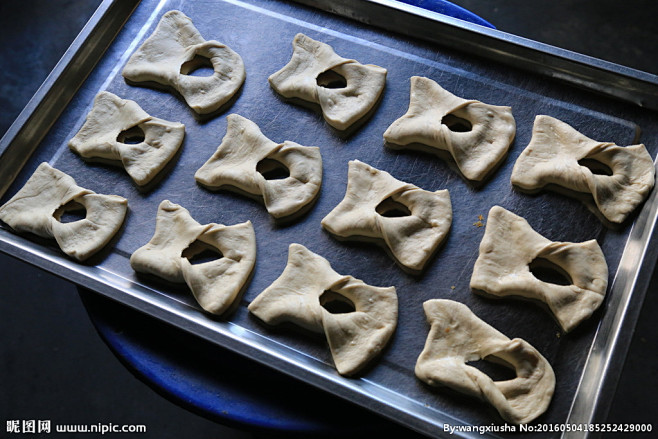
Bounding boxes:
0 162 127 261
415 299 555 424
321 160 451 272
248 243 397 376
195 114 322 220
383 76 515 181
470 205 608 332
69 91 185 186
130 200 256 315
269 33 387 131
122 10 245 114
511 115 655 223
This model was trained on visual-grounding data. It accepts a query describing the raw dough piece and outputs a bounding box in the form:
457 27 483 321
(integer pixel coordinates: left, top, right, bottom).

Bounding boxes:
321 160 451 272
415 299 555 424
383 76 515 181
0 162 127 261
248 243 397 376
122 10 245 114
269 33 387 131
195 114 322 220
68 91 185 186
470 206 608 332
511 115 655 224
130 200 256 315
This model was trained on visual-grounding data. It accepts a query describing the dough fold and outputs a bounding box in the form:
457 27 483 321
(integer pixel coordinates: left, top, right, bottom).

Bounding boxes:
0 162 127 261
415 299 555 424
195 114 322 219
130 200 256 315
269 33 387 131
122 10 245 114
68 91 185 186
248 243 398 376
321 160 451 272
511 115 655 223
383 76 515 181
470 206 608 332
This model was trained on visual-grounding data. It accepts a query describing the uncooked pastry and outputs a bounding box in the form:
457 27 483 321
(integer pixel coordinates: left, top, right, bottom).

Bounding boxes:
195 114 322 220
383 76 515 181
248 243 397 376
130 200 256 315
415 299 555 424
321 160 451 272
68 91 185 186
0 162 127 261
122 10 245 115
269 33 387 131
511 115 655 223
470 205 608 332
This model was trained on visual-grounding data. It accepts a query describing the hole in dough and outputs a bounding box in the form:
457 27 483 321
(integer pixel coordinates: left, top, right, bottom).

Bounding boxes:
466 357 517 382
316 69 347 89
182 240 225 265
528 257 573 286
116 125 146 145
441 113 473 133
53 200 87 224
577 158 613 176
179 54 215 77
319 289 356 314
375 196 412 218
256 158 290 180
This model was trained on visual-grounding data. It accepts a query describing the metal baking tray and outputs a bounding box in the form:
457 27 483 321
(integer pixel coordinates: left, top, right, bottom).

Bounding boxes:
2 0 658 437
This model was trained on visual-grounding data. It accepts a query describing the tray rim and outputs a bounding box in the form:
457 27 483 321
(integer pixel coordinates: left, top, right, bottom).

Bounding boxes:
296 0 658 112
1 0 658 437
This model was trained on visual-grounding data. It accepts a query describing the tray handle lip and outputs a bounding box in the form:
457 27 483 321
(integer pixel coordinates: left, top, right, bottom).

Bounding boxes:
564 162 658 435
0 0 141 199
293 0 658 111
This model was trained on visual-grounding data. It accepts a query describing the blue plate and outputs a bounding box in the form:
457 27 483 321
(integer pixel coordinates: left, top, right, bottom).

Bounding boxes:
396 0 495 28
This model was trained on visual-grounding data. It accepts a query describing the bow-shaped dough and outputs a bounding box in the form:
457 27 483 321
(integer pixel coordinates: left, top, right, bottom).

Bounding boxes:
130 200 256 315
415 299 555 424
68 91 185 186
195 114 322 220
470 206 608 332
0 162 127 261
122 10 245 115
269 33 387 131
322 160 451 272
248 243 398 376
511 115 655 224
384 76 515 181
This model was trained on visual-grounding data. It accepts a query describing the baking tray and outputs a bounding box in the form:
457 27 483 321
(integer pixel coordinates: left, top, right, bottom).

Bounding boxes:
2 0 658 437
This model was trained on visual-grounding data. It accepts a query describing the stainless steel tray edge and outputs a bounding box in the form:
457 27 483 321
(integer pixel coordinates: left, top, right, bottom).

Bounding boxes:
291 0 658 111
565 163 658 437
1 1 657 438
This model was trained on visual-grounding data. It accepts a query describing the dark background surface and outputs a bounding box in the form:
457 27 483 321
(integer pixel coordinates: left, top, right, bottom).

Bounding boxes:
0 1 656 438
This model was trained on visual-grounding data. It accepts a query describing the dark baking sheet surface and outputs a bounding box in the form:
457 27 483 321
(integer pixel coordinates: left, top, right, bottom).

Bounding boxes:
2 0 658 437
